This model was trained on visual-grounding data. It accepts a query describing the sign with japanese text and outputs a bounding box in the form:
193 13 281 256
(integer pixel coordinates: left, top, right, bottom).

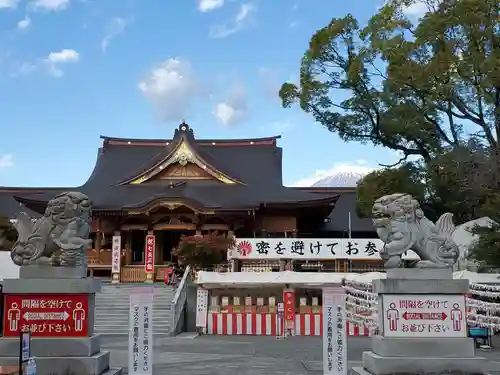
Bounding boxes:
322 287 347 375
112 235 121 274
3 295 89 337
283 290 295 330
382 294 467 338
144 235 155 273
231 238 419 260
129 291 154 375
196 288 209 328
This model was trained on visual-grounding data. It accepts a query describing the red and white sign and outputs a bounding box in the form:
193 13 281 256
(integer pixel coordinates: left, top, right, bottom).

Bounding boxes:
144 234 155 273
112 235 121 274
283 289 295 331
3 294 89 337
382 294 467 338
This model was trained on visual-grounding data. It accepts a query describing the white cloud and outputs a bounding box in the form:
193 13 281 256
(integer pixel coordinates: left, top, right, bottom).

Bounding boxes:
291 162 375 187
288 3 299 28
139 58 203 122
402 1 429 18
0 52 37 78
29 0 70 11
47 49 79 63
45 49 80 77
212 84 247 126
101 17 131 52
198 0 224 12
209 2 255 38
0 154 13 169
0 0 18 9
381 0 436 19
17 17 31 29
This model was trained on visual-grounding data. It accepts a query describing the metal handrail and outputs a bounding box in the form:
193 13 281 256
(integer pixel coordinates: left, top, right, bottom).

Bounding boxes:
171 265 191 333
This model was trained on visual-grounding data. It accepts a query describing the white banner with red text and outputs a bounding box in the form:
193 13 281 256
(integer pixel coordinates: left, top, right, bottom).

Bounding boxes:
229 238 418 260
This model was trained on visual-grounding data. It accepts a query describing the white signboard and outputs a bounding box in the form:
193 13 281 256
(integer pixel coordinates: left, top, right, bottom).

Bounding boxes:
128 291 154 375
322 287 347 375
231 238 419 260
196 288 209 328
382 294 467 338
111 235 121 274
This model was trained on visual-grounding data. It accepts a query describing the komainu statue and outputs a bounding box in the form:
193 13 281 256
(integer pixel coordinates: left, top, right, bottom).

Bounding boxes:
10 192 92 268
372 193 459 269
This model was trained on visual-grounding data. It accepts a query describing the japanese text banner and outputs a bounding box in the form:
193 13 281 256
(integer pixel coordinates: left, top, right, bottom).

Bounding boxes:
229 238 419 260
128 292 153 375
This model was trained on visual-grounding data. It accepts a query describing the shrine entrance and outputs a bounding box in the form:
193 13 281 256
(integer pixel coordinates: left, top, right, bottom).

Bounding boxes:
156 229 195 264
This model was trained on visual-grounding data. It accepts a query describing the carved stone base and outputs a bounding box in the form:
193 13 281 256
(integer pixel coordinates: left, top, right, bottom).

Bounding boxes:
0 277 123 375
0 352 116 375
19 265 87 279
358 351 487 375
354 269 488 375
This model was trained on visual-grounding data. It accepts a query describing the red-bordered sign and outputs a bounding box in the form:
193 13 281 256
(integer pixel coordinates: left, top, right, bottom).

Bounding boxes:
283 290 295 322
144 234 155 273
3 294 89 337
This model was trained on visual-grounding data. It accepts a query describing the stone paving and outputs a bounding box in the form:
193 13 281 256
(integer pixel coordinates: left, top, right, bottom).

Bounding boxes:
100 334 500 375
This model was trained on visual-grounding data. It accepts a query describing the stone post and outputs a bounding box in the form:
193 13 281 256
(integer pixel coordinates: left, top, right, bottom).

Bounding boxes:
0 267 122 375
351 268 487 375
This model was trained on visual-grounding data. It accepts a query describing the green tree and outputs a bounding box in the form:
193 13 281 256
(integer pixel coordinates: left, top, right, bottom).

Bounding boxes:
467 223 500 270
280 0 500 163
356 163 426 217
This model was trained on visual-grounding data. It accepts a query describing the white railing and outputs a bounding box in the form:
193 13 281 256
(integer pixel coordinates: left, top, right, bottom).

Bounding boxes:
171 265 191 334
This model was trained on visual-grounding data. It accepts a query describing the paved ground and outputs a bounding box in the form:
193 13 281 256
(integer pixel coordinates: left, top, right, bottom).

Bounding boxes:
100 334 500 375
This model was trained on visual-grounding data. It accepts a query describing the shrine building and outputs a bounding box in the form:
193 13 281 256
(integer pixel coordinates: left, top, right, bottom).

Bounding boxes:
0 123 385 282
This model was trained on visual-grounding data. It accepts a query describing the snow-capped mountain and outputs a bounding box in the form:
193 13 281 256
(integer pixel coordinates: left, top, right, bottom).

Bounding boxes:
290 162 374 187
312 171 368 187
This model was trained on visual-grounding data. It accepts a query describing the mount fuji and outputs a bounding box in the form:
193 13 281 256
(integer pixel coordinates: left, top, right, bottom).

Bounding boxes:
291 162 374 187
312 171 368 187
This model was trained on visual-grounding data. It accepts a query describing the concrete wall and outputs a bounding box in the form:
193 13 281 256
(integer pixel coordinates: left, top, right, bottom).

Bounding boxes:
0 252 18 281
185 284 198 333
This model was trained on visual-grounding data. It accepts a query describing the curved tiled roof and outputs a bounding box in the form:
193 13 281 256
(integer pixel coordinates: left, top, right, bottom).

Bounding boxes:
0 123 352 225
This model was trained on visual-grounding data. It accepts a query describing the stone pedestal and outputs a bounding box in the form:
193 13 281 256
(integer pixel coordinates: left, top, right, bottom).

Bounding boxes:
351 269 487 375
0 267 123 375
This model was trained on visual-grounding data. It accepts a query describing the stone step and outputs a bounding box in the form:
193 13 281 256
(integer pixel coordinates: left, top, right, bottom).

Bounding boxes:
96 297 175 301
95 309 173 315
95 318 172 323
95 306 173 311
95 283 177 335
102 368 123 375
96 294 175 301
95 330 173 335
95 298 174 302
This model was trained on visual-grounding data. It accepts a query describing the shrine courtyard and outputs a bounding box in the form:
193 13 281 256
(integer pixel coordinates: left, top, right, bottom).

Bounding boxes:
100 335 500 375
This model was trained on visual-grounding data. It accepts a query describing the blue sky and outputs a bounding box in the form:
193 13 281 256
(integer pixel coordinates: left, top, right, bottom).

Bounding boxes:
0 0 412 188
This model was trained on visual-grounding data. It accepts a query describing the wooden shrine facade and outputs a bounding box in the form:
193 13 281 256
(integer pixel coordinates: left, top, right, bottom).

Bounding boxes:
0 123 381 282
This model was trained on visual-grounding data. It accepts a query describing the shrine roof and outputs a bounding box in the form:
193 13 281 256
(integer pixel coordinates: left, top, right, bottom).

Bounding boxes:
0 123 361 224
80 122 285 189
11 184 340 213
291 187 375 232
100 135 281 146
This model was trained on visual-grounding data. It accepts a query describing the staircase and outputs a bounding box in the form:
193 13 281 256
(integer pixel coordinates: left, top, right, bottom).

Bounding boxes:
94 283 176 335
